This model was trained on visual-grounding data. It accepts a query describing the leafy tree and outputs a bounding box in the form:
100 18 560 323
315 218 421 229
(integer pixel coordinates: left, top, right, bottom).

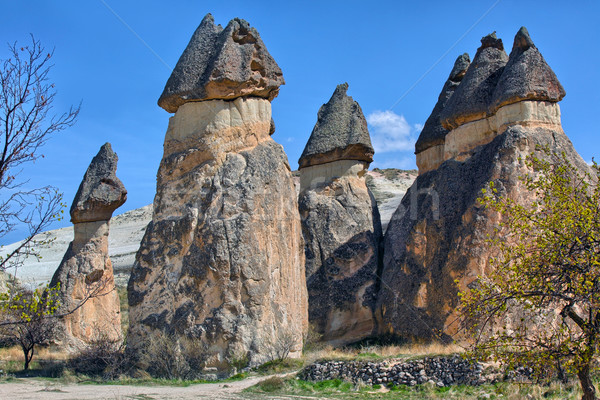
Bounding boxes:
460 150 600 400
0 35 79 273
0 283 60 370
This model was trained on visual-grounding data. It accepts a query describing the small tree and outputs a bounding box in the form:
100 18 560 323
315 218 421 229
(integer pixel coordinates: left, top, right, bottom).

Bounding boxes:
0 35 79 273
460 150 600 400
0 283 60 370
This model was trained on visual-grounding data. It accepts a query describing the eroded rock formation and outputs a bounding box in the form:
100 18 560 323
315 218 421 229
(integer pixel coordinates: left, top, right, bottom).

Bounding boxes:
416 28 565 175
128 14 307 372
299 83 381 345
51 143 126 347
158 14 284 113
377 28 582 341
415 54 470 174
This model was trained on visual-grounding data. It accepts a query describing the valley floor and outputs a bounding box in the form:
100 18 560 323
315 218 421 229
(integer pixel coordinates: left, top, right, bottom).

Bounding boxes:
0 375 300 400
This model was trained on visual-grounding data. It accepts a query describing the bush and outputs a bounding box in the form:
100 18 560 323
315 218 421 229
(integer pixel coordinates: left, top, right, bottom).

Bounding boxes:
139 332 207 380
69 334 128 379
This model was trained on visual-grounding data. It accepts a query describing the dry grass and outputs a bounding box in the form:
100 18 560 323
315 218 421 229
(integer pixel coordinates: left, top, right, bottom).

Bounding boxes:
0 344 70 362
304 342 465 364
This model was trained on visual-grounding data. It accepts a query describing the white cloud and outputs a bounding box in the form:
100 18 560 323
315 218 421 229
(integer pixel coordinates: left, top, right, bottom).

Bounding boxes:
371 157 417 170
366 110 420 153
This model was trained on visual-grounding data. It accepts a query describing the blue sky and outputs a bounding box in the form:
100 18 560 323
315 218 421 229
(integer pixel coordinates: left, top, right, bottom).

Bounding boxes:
1 0 599 243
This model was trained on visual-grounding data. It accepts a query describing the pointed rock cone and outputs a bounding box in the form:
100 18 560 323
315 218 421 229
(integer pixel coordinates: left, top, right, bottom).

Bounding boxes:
298 83 374 169
128 15 307 373
415 53 471 154
440 33 508 129
490 26 566 112
158 14 285 113
51 143 126 348
298 83 382 345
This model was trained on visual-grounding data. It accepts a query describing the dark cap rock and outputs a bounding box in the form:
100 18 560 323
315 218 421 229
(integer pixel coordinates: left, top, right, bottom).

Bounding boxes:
440 33 508 129
299 83 374 169
70 143 127 223
415 53 470 154
158 14 285 113
490 27 565 111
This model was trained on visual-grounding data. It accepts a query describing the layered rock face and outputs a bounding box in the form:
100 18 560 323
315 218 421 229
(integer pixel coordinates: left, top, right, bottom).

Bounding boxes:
377 28 581 341
128 14 307 371
299 83 381 345
51 143 126 346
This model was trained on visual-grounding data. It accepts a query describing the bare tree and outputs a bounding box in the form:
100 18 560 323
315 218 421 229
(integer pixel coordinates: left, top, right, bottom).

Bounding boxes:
0 35 79 273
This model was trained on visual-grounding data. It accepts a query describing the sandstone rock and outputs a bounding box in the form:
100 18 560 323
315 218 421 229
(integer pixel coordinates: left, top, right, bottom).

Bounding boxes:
158 14 285 113
129 16 306 373
440 33 508 129
415 54 470 174
51 143 126 347
298 83 374 169
377 29 586 342
490 27 566 111
298 84 381 345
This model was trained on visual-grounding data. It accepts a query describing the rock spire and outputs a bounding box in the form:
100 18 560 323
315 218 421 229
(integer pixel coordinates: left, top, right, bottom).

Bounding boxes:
128 15 307 374
51 143 126 347
298 83 382 345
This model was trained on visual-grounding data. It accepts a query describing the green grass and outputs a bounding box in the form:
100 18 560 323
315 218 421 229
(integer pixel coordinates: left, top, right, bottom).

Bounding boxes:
245 377 588 399
253 358 304 375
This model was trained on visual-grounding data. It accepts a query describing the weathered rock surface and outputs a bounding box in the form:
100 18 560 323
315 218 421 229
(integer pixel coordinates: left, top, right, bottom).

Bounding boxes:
491 27 565 111
51 143 126 347
2 171 416 288
298 84 381 345
298 83 374 169
129 16 306 373
377 28 585 341
440 33 508 130
158 14 285 113
70 144 127 223
415 54 470 174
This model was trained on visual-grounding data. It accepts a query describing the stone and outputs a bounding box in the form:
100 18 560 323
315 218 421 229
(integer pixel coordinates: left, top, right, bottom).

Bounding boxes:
298 83 374 169
298 84 382 345
490 27 565 111
129 16 306 373
51 143 126 347
158 14 285 113
70 143 127 223
415 54 470 174
376 29 586 341
440 33 508 130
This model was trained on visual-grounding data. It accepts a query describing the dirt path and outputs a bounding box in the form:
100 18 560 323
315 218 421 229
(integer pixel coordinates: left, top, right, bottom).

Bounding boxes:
0 373 323 400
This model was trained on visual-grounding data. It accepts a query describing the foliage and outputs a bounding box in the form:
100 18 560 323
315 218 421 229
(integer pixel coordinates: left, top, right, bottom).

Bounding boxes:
0 283 60 370
460 149 600 400
0 35 79 273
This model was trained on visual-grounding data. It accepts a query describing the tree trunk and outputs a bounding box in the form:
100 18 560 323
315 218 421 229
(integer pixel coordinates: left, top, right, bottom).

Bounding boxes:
578 364 597 400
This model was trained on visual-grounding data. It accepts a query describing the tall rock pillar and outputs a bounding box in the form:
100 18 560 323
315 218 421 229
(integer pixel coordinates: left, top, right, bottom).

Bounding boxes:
298 83 382 345
377 28 578 342
51 143 127 347
127 14 307 372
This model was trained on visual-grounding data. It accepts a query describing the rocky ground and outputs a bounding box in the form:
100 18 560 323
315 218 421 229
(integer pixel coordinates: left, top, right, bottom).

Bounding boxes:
1 169 416 288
